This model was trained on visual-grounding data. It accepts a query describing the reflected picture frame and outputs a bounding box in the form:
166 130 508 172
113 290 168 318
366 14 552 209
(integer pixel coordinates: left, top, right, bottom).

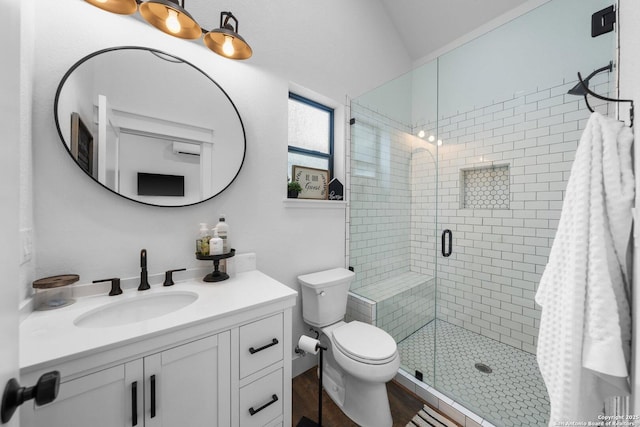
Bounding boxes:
292 165 329 200
70 112 94 176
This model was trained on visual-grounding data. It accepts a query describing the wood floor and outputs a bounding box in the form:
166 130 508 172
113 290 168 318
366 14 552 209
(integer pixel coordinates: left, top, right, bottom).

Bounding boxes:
292 367 426 427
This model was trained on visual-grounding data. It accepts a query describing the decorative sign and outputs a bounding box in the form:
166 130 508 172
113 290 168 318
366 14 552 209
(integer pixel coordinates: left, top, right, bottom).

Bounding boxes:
328 178 343 200
292 165 329 200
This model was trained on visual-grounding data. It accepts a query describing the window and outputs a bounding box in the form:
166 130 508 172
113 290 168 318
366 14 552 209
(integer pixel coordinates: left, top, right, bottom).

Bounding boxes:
287 92 334 180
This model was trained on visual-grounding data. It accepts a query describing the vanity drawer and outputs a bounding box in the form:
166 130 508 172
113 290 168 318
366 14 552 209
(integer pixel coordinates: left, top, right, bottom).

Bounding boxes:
239 313 283 378
240 368 283 427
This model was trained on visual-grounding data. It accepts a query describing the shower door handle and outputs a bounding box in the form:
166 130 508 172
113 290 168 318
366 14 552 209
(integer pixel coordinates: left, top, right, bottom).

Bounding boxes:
442 229 452 257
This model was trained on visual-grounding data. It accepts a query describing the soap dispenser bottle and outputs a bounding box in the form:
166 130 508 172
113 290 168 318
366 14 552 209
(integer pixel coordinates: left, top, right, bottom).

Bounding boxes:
215 215 230 253
209 229 224 255
197 223 211 255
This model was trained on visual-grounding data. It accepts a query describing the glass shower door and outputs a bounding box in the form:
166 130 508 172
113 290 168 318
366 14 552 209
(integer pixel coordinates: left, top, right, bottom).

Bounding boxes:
433 0 616 425
349 0 617 425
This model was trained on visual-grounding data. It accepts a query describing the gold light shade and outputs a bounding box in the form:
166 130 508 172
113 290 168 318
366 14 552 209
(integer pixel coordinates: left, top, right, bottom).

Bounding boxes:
203 30 252 60
139 0 202 39
85 0 137 15
203 12 252 60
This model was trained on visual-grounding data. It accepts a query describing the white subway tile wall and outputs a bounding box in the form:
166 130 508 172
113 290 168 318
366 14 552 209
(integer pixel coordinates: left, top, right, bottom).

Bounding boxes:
351 74 611 355
412 75 612 354
349 106 416 290
349 104 438 343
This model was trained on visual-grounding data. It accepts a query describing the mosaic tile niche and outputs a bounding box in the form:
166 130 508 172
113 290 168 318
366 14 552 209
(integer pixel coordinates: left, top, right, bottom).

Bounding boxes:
462 165 510 209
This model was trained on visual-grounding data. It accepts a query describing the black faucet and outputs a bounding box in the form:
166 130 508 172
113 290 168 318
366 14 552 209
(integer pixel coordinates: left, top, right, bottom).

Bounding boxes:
138 249 150 291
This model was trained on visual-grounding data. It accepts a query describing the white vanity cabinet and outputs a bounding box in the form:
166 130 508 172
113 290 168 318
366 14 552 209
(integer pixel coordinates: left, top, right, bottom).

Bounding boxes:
19 271 297 427
21 333 231 427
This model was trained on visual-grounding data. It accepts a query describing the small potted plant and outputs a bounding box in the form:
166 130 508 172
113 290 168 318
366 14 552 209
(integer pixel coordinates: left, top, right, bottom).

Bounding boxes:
287 179 302 198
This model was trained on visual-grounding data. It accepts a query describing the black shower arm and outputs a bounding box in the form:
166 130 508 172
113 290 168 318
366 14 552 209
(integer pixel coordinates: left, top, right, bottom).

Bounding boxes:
581 62 613 83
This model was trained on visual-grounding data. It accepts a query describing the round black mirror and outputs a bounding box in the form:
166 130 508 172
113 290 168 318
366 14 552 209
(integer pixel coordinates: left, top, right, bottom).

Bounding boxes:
54 47 246 207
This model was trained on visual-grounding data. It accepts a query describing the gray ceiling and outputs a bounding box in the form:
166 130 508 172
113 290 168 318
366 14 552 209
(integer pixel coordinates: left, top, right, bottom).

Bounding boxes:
379 0 532 61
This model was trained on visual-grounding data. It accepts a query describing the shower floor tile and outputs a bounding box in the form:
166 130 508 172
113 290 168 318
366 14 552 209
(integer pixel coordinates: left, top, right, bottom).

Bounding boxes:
397 320 549 427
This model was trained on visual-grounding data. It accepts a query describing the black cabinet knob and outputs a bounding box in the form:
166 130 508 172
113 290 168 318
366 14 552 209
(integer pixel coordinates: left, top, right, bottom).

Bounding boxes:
1 371 61 423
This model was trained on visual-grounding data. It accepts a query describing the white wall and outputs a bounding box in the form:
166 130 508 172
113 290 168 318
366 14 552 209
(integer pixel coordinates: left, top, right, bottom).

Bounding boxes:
1 0 23 424
28 0 411 376
19 0 35 306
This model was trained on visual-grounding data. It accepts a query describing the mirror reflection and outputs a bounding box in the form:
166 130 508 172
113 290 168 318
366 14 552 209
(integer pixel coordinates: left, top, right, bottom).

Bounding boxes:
55 47 246 207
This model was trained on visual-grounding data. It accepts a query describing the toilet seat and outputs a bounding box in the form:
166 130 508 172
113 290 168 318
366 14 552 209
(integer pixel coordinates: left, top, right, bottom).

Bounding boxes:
332 321 397 365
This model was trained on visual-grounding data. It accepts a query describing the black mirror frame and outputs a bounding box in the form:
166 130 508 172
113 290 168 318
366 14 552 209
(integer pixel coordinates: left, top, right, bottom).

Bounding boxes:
53 46 247 208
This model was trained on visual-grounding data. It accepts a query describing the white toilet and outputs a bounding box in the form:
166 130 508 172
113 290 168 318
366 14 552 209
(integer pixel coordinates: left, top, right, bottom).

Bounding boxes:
298 268 400 427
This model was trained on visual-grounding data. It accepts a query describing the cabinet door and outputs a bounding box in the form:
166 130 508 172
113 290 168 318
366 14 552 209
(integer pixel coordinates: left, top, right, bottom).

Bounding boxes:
21 360 143 427
144 332 230 427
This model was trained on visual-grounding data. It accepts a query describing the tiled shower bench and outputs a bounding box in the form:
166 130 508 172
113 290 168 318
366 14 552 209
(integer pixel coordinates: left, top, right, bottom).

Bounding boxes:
346 271 435 342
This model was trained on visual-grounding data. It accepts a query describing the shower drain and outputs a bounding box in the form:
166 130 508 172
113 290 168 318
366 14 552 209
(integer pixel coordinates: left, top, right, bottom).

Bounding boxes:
474 363 493 374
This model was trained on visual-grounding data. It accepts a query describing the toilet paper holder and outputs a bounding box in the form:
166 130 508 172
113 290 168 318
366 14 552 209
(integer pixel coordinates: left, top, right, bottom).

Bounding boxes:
296 333 327 427
295 328 321 356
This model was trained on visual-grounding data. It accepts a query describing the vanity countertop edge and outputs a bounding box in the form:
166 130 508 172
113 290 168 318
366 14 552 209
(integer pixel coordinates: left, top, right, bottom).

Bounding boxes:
20 269 297 378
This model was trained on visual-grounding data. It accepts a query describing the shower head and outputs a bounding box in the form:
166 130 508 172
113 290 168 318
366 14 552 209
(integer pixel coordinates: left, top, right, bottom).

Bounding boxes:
567 62 613 96
567 81 588 96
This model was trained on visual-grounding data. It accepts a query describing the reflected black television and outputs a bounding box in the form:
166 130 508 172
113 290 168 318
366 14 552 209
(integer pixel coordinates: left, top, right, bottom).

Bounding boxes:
137 172 184 197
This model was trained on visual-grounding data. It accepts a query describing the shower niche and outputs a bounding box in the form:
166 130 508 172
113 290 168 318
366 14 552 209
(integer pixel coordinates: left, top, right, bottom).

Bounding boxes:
460 165 510 209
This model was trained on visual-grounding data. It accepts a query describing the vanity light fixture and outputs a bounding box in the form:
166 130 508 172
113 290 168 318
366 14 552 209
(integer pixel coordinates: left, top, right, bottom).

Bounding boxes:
203 12 253 60
85 0 138 15
139 0 202 39
84 0 253 59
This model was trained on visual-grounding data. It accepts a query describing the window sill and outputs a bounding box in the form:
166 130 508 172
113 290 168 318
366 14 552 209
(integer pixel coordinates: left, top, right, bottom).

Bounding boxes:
283 198 347 209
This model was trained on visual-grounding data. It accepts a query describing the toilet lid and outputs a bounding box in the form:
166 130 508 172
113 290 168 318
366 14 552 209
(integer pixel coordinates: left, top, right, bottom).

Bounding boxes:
332 321 397 364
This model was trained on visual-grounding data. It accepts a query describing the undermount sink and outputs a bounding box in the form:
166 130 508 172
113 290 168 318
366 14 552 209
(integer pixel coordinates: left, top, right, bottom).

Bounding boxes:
74 291 198 328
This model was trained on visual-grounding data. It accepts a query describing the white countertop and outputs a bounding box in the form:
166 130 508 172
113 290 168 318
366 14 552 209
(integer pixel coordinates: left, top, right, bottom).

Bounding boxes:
20 270 297 373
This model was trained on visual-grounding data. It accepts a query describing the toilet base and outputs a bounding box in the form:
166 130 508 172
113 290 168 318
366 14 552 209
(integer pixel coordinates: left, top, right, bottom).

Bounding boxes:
342 375 393 427
321 345 394 427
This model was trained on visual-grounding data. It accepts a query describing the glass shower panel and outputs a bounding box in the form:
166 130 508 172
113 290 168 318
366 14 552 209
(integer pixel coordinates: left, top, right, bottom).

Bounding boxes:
434 0 616 425
349 62 438 384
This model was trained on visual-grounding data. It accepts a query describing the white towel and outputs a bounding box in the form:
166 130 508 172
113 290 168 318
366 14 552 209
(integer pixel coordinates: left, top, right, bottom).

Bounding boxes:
535 112 634 424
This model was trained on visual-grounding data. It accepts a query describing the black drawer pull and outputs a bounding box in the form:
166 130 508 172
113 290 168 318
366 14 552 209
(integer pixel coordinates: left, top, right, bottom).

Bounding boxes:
249 338 278 354
132 381 138 426
150 375 156 418
249 394 278 416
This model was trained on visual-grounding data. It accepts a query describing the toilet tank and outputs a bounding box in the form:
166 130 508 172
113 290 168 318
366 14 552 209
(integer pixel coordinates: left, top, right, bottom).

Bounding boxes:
298 268 355 327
